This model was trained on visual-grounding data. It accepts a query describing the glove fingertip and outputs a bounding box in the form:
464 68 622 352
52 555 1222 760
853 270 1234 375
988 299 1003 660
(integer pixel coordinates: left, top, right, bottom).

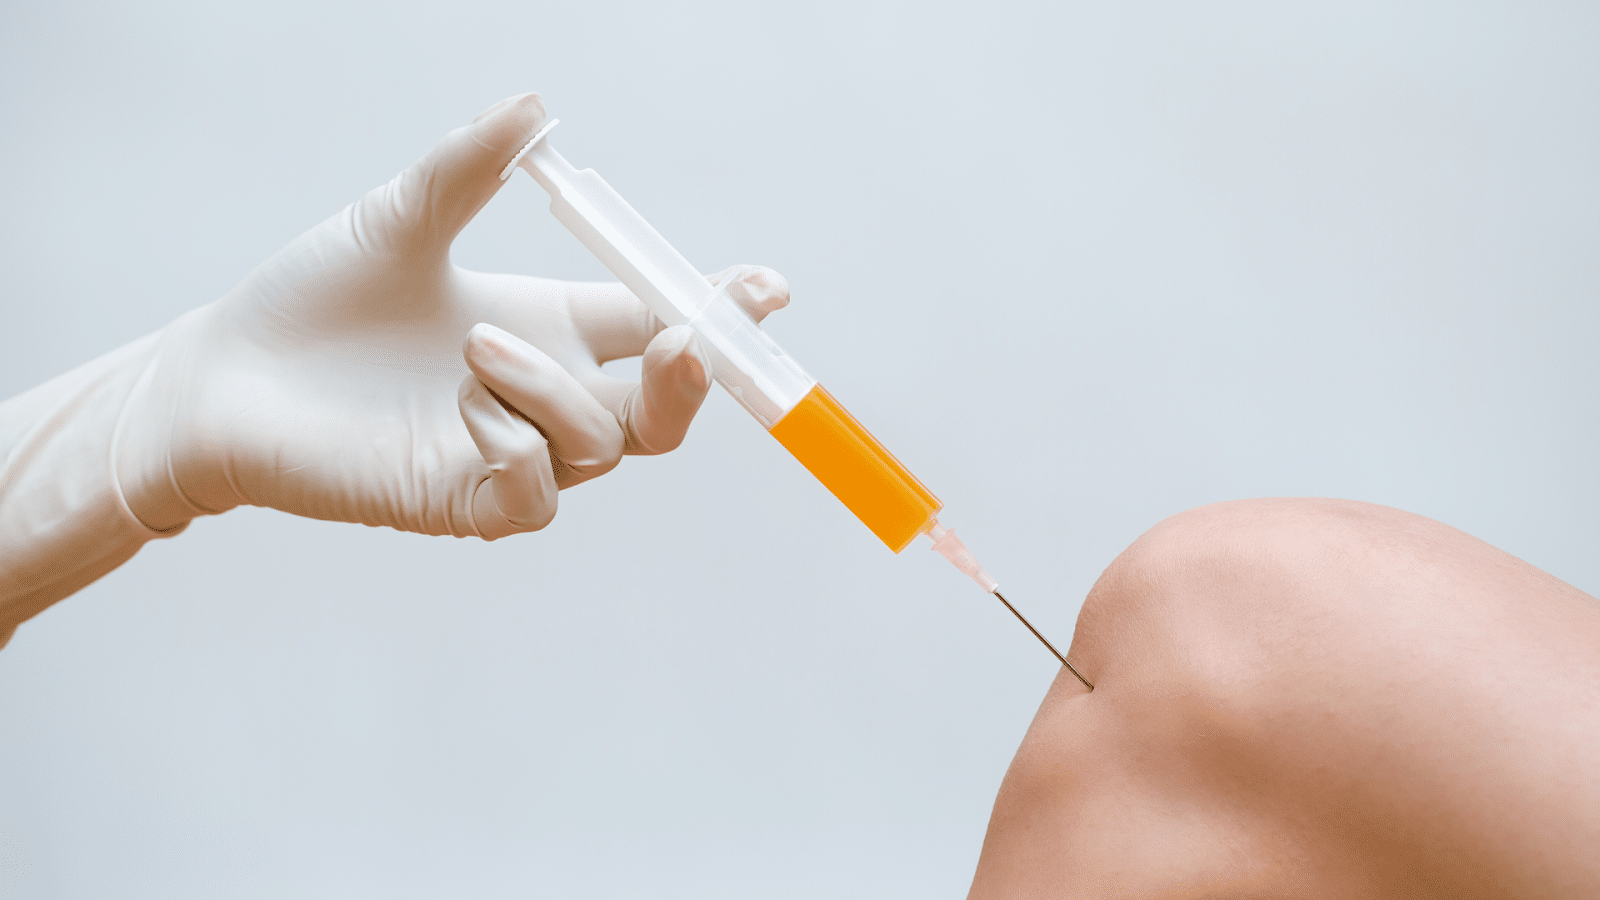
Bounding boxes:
743 265 791 316
463 322 543 381
707 264 791 321
471 92 547 153
473 90 541 124
645 326 711 397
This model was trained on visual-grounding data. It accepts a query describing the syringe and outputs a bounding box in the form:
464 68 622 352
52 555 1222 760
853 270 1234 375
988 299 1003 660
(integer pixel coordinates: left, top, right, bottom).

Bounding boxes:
501 119 1091 690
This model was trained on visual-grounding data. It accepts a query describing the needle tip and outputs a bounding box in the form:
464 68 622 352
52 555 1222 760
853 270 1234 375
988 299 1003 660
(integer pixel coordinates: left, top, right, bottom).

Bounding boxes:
992 589 1094 691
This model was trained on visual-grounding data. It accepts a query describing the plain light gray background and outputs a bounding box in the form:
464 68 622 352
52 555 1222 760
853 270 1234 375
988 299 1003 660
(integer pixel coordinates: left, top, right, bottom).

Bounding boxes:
2 1 1596 897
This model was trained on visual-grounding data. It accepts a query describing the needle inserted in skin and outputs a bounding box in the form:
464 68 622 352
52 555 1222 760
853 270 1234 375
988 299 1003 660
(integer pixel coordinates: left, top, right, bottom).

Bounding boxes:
923 524 1093 691
993 589 1094 691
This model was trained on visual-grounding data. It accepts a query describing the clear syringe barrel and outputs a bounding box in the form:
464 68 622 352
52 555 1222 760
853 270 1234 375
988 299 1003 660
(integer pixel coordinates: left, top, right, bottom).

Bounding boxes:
513 129 943 553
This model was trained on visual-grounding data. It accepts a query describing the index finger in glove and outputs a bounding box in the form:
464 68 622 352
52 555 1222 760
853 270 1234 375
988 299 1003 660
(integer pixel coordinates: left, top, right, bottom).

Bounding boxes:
458 375 558 538
463 323 625 489
568 264 791 363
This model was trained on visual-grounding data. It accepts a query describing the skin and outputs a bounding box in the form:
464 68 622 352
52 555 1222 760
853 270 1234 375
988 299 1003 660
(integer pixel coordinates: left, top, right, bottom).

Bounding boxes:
969 498 1600 899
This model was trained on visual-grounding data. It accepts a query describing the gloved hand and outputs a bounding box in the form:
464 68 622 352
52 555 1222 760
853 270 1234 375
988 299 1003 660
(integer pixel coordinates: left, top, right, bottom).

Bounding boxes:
0 92 787 639
116 92 788 538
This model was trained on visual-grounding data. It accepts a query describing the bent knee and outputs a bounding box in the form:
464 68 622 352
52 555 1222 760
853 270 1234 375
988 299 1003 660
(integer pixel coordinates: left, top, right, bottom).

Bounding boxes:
983 501 1600 898
1067 498 1485 690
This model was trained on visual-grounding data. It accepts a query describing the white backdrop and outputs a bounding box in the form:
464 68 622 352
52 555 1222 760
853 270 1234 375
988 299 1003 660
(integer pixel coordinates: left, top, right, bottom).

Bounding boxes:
2 2 1596 897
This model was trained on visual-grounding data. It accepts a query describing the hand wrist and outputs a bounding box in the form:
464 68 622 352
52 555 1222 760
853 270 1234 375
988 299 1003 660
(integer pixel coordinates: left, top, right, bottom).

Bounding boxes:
112 323 217 533
112 421 200 534
0 330 191 627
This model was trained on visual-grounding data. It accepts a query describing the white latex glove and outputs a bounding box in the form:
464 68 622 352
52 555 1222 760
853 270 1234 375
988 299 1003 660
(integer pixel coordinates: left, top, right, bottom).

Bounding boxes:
0 92 788 639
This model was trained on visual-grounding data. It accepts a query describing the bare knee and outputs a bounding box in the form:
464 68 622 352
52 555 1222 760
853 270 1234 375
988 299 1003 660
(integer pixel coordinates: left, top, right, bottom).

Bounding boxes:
974 501 1600 898
1066 497 1503 690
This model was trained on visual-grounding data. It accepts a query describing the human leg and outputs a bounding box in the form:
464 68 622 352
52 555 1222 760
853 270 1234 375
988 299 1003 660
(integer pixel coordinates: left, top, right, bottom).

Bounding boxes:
969 499 1600 899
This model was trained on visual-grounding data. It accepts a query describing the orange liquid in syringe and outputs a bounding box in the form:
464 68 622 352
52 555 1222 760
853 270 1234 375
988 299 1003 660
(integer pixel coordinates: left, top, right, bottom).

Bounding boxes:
768 385 943 553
